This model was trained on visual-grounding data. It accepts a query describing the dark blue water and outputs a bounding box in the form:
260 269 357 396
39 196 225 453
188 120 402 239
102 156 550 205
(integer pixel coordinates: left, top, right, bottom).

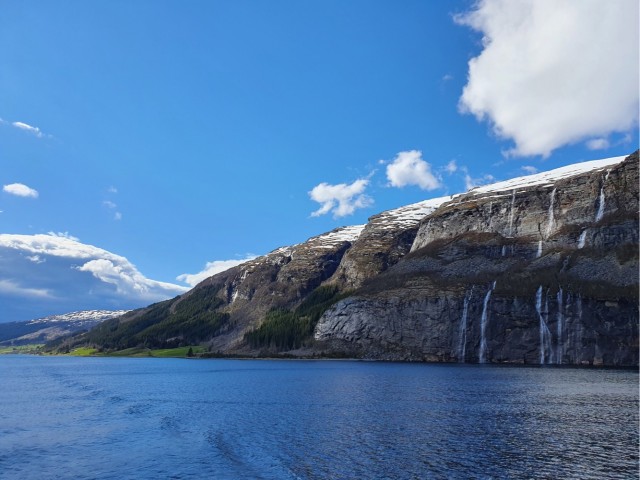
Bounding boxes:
0 356 637 479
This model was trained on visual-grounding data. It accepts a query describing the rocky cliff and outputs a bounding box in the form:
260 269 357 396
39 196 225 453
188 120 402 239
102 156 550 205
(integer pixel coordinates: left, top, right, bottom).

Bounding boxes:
315 152 638 365
65 152 638 365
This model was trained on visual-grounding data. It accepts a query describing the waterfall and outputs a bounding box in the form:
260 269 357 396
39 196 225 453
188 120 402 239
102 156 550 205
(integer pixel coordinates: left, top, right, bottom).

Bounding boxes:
488 202 493 230
535 286 553 365
507 189 516 236
578 230 587 249
479 281 496 364
595 170 611 222
536 240 543 258
457 288 473 363
544 188 556 239
556 287 564 364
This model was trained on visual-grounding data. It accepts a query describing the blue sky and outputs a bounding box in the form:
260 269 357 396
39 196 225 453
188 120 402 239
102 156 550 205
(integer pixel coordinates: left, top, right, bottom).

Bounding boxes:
0 0 638 321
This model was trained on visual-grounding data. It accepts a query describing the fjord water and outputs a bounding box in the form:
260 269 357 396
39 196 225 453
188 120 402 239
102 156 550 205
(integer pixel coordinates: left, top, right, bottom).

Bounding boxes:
0 357 637 479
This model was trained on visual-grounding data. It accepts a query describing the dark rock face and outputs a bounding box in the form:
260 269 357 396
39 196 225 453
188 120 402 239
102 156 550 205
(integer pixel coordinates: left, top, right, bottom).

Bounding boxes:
179 226 364 351
315 152 639 366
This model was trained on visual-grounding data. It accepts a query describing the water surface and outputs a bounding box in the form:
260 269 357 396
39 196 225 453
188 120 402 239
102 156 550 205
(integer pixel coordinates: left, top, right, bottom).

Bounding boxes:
0 356 637 479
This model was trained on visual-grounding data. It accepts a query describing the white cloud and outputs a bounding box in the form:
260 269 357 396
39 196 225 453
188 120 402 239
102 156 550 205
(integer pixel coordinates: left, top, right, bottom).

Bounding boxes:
309 178 373 218
102 200 122 220
521 166 538 175
0 233 188 302
386 150 441 190
445 160 458 174
456 0 639 157
76 259 185 300
0 279 53 299
3 183 39 198
107 186 118 194
26 255 46 264
12 121 45 138
177 255 257 287
586 138 610 151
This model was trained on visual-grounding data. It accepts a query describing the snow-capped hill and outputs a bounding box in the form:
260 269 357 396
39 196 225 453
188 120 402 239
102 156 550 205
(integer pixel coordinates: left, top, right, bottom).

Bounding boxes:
0 309 129 346
306 225 366 249
372 196 452 230
464 156 626 197
28 310 130 325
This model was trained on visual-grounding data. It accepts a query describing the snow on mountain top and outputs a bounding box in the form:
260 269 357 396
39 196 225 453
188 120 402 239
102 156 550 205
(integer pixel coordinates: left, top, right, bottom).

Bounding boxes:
463 156 626 197
372 196 452 230
309 225 366 245
29 309 130 324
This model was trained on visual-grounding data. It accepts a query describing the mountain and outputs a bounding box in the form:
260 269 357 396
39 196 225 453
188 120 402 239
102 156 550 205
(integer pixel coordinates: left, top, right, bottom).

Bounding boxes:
59 152 639 366
0 310 130 346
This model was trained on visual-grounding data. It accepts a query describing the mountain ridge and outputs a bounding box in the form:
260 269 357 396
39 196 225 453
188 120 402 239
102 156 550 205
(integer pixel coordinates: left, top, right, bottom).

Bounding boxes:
55 152 639 365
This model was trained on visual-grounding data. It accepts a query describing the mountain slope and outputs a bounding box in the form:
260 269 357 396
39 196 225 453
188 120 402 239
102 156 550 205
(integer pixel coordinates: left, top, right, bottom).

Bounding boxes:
59 152 639 365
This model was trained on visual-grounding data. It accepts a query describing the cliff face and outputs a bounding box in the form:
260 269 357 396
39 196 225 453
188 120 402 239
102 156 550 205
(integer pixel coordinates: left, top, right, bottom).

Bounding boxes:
314 152 639 366
71 152 638 365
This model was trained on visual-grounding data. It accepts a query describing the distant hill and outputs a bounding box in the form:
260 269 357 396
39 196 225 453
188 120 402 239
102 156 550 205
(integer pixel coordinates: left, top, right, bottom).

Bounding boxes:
0 310 129 346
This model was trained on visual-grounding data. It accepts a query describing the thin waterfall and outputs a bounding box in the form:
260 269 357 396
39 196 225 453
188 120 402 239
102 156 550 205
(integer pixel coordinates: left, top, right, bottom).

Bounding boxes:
507 189 516 236
578 230 587 249
479 281 496 364
544 188 557 239
556 287 564 364
595 170 611 222
488 202 493 230
537 188 557 259
457 288 473 363
536 286 553 365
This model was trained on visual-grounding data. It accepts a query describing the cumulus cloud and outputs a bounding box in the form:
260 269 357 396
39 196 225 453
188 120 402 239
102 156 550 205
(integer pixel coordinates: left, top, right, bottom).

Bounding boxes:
456 0 639 157
386 150 441 190
309 178 373 218
460 166 495 191
3 183 39 198
177 255 257 287
103 200 117 209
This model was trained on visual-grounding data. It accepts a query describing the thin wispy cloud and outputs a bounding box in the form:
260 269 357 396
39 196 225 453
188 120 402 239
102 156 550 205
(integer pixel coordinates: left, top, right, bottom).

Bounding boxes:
456 0 639 157
3 183 39 198
309 178 373 218
177 254 257 287
103 200 122 220
12 121 45 138
0 279 53 299
386 150 441 190
445 160 458 174
586 138 610 151
521 166 538 175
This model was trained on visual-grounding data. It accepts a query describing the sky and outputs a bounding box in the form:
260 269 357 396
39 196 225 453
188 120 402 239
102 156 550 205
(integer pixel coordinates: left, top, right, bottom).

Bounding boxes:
0 0 638 321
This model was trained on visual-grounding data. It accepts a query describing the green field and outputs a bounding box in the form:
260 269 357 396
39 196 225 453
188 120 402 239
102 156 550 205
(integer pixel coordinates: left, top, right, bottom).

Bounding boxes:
65 345 206 358
0 344 44 355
